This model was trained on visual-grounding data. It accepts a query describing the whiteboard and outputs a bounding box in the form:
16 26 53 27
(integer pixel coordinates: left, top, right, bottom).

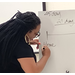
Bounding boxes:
39 10 75 73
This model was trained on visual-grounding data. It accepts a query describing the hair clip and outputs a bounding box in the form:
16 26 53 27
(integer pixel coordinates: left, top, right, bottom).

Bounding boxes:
10 10 22 20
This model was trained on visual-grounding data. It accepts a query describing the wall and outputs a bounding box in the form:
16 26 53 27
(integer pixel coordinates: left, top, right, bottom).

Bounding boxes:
0 2 42 24
46 2 75 10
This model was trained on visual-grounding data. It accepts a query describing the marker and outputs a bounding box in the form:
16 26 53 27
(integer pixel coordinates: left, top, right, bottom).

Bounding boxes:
43 47 45 50
39 42 41 45
36 42 41 49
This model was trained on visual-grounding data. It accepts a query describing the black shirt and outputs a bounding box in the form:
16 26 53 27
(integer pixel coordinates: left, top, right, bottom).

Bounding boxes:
0 37 36 73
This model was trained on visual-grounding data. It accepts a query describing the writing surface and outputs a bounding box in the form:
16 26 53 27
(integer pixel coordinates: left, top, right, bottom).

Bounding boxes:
39 10 75 73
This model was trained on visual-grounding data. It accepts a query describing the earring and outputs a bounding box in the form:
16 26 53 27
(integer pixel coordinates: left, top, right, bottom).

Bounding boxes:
25 34 30 45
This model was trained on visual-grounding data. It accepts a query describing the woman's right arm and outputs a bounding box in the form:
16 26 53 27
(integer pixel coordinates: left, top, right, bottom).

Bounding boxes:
36 45 51 72
17 45 51 73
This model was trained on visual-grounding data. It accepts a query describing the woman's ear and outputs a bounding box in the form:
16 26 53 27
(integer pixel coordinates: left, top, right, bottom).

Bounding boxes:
29 30 32 33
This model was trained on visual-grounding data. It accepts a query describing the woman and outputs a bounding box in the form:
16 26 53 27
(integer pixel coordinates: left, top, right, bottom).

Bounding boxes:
0 11 51 73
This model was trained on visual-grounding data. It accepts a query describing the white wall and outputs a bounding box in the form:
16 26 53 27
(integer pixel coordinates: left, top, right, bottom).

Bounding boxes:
0 2 42 24
46 2 75 10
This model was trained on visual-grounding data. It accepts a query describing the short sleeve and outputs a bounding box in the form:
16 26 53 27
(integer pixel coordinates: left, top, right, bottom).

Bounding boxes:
14 38 34 59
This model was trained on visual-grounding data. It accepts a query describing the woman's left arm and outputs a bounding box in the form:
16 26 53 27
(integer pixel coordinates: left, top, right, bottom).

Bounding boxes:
30 39 41 49
30 39 40 45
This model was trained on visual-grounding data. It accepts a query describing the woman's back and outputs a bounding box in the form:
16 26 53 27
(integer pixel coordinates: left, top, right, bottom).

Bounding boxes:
0 37 36 73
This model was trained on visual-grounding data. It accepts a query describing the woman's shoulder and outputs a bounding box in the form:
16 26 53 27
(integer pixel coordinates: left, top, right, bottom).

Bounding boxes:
14 37 34 59
17 37 30 48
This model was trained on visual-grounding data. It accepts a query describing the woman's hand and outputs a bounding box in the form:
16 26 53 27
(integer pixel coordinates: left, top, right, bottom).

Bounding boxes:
42 45 51 58
30 39 41 49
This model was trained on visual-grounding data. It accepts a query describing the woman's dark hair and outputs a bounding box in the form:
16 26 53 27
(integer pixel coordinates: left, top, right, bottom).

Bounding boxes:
0 11 41 70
